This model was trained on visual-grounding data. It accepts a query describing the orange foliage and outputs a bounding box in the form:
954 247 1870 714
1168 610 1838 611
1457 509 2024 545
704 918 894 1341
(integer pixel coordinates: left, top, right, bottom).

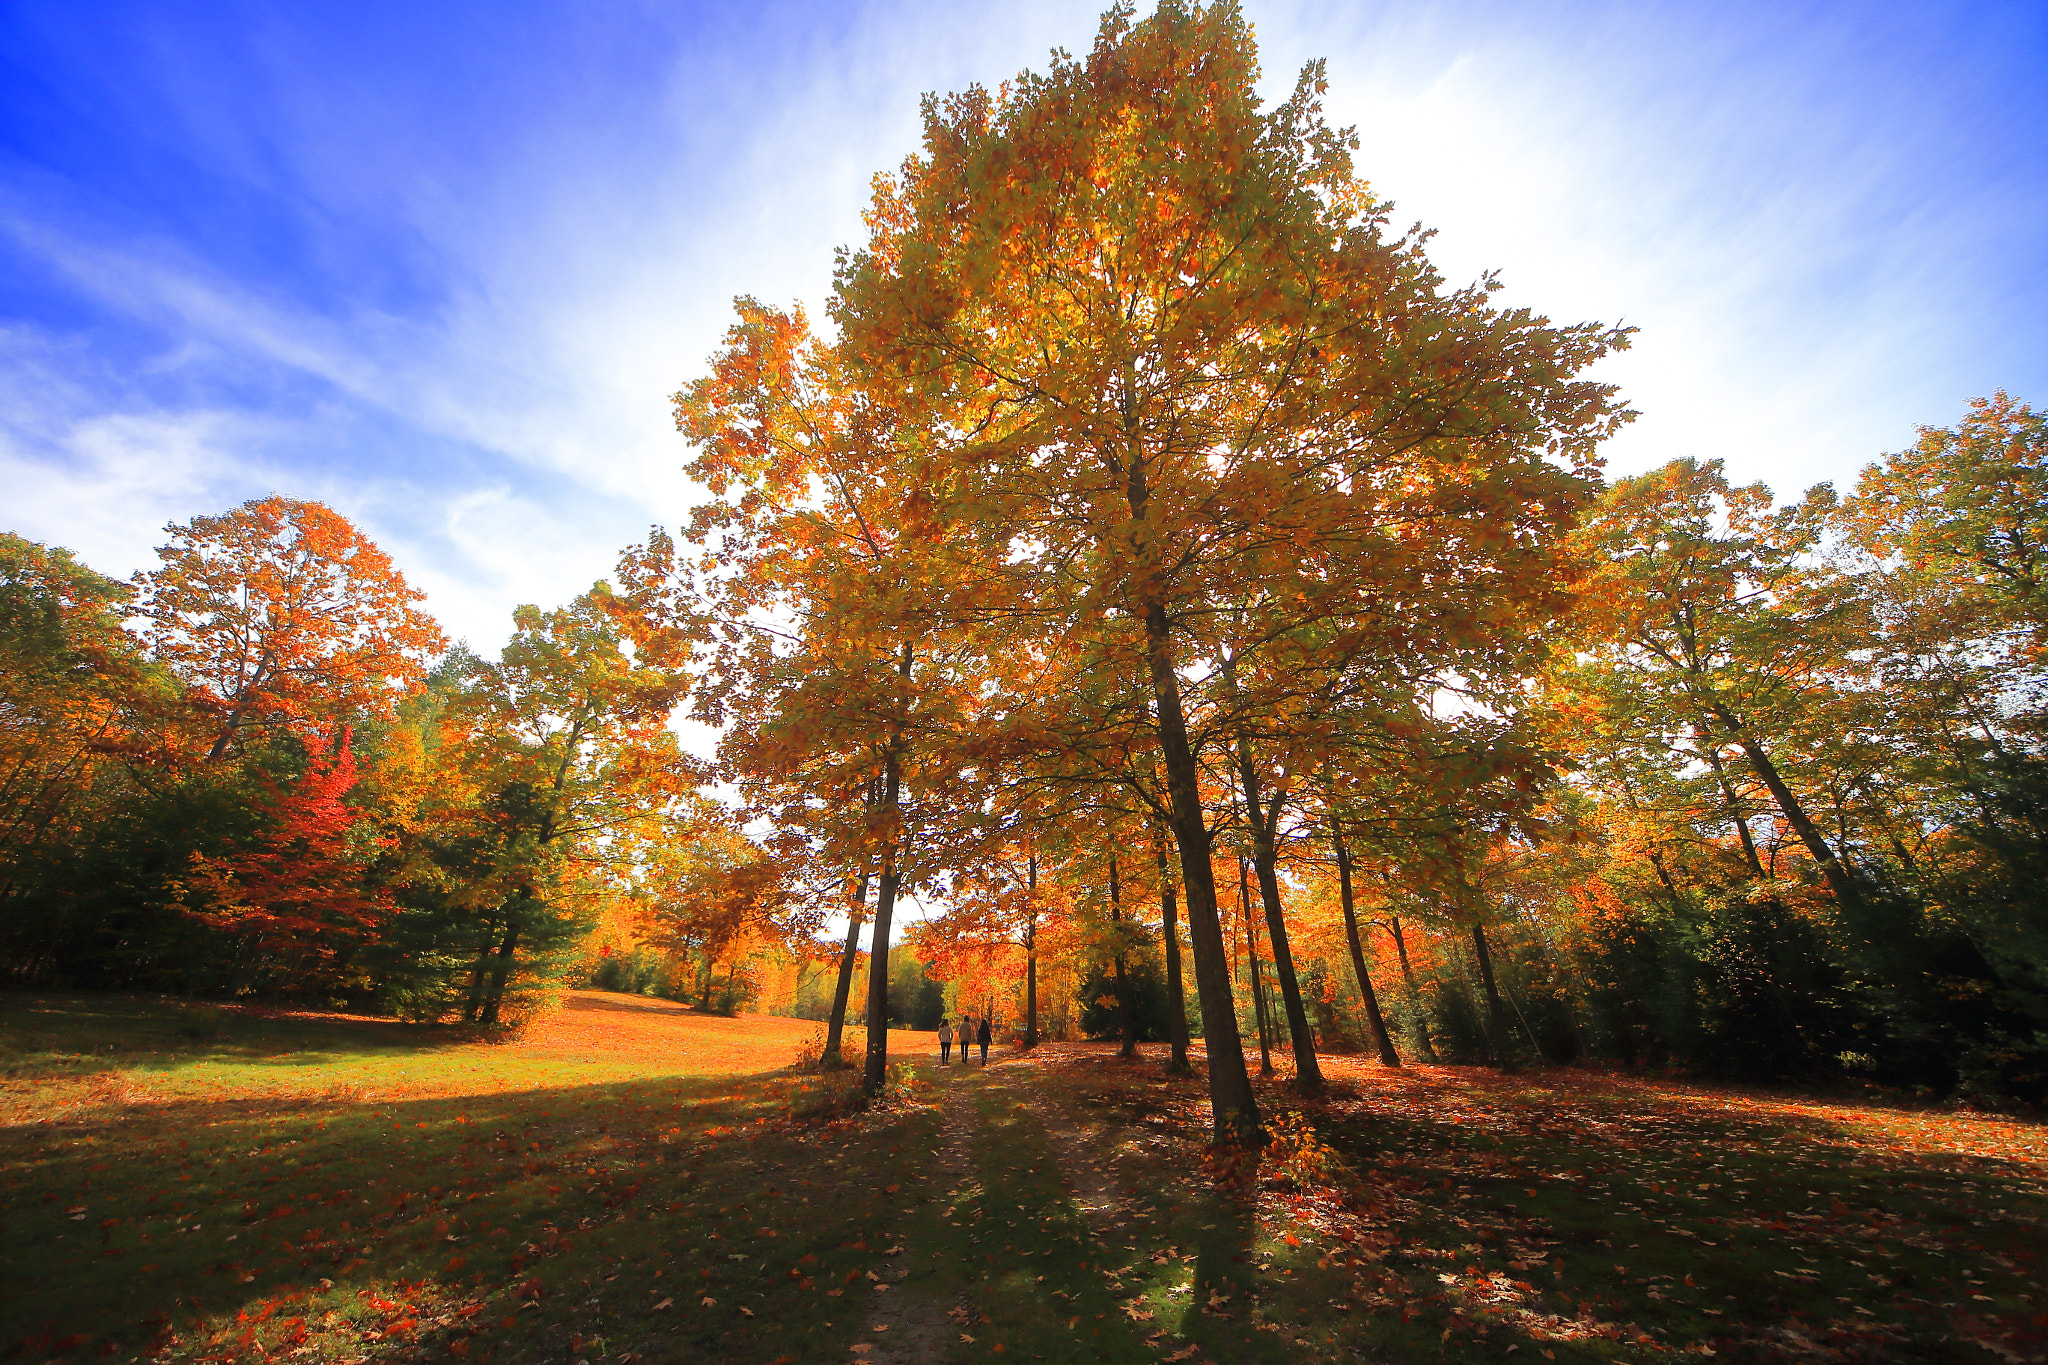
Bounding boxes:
136 496 444 761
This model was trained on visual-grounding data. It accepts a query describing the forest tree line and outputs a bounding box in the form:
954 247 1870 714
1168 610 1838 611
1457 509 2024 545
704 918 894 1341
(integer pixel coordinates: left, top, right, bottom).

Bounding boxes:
4 4 2042 1140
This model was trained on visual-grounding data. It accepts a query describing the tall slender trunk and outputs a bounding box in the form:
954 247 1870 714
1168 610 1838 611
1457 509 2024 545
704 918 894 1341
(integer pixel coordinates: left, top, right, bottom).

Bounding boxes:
1330 820 1399 1066
1140 603 1261 1142
860 852 903 1092
861 642 914 1097
1024 853 1040 1049
1239 856 1274 1077
1153 818 1192 1074
1498 967 1544 1057
1124 416 1258 1141
822 871 869 1070
824 783 880 1068
1109 854 1138 1058
1703 742 1766 878
1469 921 1514 1072
1230 740 1323 1088
1709 703 1868 916
1230 888 1241 983
1388 914 1439 1063
1701 743 1815 1054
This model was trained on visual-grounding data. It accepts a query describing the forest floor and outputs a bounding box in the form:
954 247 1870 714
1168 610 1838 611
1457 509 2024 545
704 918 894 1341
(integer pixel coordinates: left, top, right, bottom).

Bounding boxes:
4 992 2046 1365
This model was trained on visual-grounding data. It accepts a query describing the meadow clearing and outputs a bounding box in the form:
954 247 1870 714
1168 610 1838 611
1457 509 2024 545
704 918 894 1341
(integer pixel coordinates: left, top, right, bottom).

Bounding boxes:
5 992 2045 1364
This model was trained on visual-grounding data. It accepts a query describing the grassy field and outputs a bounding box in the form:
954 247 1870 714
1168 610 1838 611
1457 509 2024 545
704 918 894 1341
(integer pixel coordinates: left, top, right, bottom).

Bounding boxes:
4 992 2045 1364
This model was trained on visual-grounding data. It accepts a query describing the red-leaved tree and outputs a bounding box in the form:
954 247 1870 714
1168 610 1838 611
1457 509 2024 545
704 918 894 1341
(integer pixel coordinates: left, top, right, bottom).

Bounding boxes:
189 727 391 991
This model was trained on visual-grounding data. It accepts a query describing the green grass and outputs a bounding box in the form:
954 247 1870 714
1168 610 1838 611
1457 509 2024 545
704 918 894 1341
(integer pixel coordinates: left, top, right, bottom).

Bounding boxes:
1000 1054 2048 1363
3 994 935 1363
5 996 2046 1364
1 993 739 1104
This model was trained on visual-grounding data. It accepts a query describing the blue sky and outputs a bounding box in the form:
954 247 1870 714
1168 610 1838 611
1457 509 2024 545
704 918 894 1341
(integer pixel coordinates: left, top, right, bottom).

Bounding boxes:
4 0 2044 653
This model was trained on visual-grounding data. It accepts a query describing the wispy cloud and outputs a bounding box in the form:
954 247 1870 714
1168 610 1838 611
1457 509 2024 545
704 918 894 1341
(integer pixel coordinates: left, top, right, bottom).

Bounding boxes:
3 0 2041 653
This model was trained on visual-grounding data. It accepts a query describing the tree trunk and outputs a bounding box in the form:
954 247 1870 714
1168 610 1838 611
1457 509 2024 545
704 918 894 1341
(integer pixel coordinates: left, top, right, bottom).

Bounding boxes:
1469 921 1514 1072
478 921 522 1028
1025 852 1040 1049
1108 854 1138 1059
1233 749 1323 1088
1240 856 1274 1077
1709 704 1868 915
1153 818 1192 1074
1499 969 1544 1058
1330 820 1399 1066
1388 914 1439 1063
822 871 869 1070
1140 605 1261 1143
861 851 903 1094
824 784 881 1068
1697 745 1817 1055
1219 654 1323 1089
861 644 913 1097
463 935 494 1024
1703 742 1767 878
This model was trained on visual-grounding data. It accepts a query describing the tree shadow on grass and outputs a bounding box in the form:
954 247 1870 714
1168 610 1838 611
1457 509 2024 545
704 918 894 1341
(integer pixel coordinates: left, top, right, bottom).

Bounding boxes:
1 993 486 1084
1297 1060 2048 1363
4 1062 917 1364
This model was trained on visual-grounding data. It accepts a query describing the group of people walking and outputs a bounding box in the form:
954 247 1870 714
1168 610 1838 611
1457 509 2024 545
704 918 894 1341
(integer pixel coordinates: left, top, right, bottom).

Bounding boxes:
937 1014 991 1066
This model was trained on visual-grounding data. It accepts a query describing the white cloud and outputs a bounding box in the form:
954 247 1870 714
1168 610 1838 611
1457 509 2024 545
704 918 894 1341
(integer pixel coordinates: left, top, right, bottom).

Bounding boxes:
3 0 2038 667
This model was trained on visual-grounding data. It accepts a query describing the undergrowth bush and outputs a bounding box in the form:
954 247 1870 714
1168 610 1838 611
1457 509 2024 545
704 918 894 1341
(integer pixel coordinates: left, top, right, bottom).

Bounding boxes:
1262 1110 1349 1191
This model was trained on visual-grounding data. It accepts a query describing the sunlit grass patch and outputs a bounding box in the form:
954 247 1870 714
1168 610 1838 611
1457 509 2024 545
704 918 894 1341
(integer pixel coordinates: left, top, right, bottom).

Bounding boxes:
1017 1044 2048 1363
2 992 919 1363
10 1003 2044 1363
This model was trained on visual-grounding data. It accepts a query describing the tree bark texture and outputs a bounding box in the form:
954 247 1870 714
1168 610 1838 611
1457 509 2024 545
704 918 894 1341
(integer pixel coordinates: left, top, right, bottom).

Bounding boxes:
861 643 913 1097
1388 915 1439 1063
1709 704 1869 916
1142 603 1261 1142
1153 818 1192 1073
1240 855 1275 1077
1469 921 1514 1072
1235 751 1323 1089
1025 852 1040 1049
1330 821 1400 1066
1109 854 1138 1059
478 921 521 1028
822 871 869 1070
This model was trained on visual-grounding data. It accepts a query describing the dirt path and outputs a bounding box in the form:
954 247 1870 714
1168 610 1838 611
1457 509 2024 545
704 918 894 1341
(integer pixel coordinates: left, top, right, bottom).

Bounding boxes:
975 1050 1209 1355
849 1072 984 1365
989 1051 1140 1241
848 1051 1167 1363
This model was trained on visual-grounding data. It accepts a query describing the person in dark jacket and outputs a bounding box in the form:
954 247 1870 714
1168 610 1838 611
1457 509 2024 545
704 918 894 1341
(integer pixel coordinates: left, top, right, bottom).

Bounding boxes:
976 1015 992 1064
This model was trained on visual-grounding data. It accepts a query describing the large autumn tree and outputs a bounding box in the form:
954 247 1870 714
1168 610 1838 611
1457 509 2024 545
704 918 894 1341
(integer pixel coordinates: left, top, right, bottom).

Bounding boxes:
0 535 187 979
135 496 444 762
651 300 1004 1094
415 589 693 1025
831 1 1629 1140
1565 459 1871 918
